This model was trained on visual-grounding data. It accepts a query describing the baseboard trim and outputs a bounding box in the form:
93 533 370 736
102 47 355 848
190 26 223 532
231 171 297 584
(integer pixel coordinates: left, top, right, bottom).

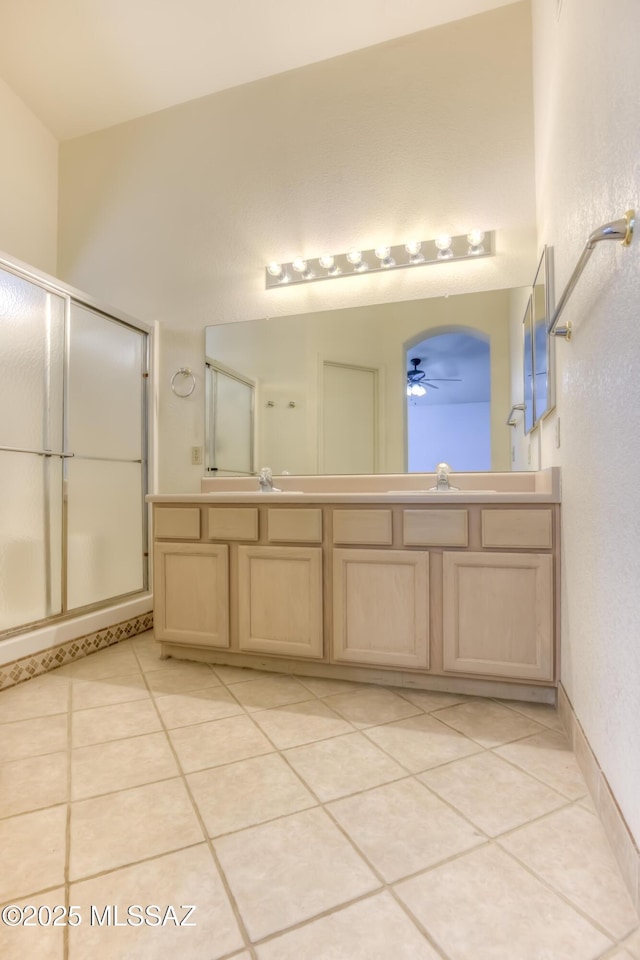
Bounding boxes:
558 683 640 913
0 612 153 691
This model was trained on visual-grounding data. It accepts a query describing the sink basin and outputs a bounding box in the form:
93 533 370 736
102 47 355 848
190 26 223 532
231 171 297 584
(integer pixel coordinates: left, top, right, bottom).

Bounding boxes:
387 489 497 495
205 490 305 496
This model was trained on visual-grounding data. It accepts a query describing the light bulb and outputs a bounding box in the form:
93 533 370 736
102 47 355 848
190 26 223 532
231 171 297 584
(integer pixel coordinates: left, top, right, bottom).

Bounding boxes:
292 257 314 280
405 240 425 264
435 233 453 260
267 262 283 277
318 254 341 276
347 249 368 272
467 229 485 254
374 245 395 268
413 384 427 397
406 384 412 397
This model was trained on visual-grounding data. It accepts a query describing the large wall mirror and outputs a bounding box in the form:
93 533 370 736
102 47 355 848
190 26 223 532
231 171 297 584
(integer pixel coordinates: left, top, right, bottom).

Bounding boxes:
205 286 530 477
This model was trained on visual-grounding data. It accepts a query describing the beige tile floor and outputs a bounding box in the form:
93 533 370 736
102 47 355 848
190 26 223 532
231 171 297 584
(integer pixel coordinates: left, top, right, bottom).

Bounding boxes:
0 631 638 960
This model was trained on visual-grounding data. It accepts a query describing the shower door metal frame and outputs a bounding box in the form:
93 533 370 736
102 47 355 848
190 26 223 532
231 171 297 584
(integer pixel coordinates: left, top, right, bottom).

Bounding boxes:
0 251 153 640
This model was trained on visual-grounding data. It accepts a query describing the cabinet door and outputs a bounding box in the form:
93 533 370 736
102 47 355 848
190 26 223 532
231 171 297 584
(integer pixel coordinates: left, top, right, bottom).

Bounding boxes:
154 542 229 648
237 546 323 658
442 551 553 680
332 549 429 669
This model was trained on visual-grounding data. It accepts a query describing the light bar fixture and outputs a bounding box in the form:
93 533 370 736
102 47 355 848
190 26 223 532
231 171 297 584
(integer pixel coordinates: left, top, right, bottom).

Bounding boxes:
265 230 493 288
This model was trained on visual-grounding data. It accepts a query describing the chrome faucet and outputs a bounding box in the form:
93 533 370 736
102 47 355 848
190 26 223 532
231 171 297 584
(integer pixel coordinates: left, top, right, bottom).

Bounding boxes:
258 467 281 492
431 462 458 492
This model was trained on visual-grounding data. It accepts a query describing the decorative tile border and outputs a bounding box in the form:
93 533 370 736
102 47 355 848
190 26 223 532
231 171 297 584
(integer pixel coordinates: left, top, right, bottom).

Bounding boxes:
0 613 154 691
558 683 640 915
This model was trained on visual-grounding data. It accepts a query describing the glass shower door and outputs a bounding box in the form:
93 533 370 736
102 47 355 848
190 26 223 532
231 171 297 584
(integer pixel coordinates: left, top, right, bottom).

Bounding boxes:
66 304 147 609
0 267 66 633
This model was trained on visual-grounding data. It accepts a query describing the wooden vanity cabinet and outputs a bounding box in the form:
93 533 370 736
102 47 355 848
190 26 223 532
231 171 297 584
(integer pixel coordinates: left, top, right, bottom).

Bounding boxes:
151 500 558 695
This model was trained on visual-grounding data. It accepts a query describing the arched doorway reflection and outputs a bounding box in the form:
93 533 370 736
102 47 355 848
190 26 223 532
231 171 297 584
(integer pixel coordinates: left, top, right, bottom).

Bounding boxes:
406 330 491 472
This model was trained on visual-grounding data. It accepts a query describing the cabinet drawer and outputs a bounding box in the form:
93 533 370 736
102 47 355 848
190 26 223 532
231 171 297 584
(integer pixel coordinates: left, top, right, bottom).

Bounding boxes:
207 507 258 541
332 509 392 545
267 508 322 543
482 509 552 549
403 509 468 547
154 507 201 540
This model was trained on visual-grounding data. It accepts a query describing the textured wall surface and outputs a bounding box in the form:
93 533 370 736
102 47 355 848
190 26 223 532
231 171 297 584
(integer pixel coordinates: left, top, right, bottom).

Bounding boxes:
0 77 58 273
532 0 640 843
57 3 536 493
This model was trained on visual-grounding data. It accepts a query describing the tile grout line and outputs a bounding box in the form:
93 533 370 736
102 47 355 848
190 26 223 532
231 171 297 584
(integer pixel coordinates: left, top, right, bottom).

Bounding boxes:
216 676 469 958
496 838 625 946
128 642 260 960
487 741 589 803
3 639 636 955
63 676 73 960
183 666 452 955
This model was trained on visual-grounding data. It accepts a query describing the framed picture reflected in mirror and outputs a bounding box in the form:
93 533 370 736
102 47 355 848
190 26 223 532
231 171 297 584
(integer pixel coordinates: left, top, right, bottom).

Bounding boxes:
523 295 535 434
532 246 556 424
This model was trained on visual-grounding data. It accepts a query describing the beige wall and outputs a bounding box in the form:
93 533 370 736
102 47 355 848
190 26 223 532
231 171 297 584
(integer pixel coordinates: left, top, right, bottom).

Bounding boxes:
0 77 58 274
57 2 536 493
532 0 640 844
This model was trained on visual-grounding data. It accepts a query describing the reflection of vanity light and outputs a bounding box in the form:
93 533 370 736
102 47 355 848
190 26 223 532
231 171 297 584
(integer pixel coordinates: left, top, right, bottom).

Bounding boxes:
467 229 485 255
435 234 453 260
318 254 341 276
374 245 395 268
405 240 425 264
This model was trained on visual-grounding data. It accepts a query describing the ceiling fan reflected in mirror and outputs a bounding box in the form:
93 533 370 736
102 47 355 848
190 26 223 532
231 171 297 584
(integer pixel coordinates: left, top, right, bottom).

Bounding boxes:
406 357 462 397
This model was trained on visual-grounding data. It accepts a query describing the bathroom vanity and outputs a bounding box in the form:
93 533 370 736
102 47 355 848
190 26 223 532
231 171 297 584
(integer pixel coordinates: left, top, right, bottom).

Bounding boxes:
148 469 560 702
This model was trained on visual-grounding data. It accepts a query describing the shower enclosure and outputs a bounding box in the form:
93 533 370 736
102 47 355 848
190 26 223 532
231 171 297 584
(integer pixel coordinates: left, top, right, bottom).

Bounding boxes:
0 256 150 639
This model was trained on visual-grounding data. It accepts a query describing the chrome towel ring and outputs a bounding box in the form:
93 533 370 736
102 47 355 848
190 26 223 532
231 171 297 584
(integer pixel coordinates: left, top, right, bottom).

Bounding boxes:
171 367 196 397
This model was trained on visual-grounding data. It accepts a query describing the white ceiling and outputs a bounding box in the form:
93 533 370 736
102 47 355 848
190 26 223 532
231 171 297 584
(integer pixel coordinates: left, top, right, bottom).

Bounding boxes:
0 0 520 140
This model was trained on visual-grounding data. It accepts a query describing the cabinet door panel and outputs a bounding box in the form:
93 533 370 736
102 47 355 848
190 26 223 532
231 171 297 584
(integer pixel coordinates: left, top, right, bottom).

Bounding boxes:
442 552 553 680
237 546 323 658
333 549 429 668
154 542 229 648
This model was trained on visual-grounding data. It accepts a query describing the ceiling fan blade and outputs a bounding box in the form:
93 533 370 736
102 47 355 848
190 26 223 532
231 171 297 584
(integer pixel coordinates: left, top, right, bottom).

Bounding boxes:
424 377 462 383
